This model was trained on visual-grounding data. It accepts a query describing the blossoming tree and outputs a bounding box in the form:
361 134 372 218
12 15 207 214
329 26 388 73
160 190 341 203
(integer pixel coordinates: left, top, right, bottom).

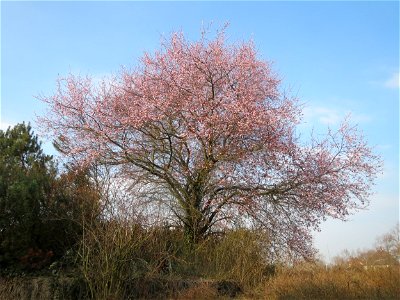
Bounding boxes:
39 30 381 259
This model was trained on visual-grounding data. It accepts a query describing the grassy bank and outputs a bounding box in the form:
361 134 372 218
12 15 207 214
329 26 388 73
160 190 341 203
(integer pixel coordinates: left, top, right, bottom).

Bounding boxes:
1 264 399 299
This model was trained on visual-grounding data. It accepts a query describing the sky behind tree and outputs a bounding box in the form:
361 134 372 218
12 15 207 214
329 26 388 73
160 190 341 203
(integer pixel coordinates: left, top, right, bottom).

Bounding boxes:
1 1 398 261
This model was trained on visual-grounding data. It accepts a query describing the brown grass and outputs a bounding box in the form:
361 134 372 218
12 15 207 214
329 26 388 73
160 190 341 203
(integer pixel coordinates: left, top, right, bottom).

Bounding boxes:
264 263 400 299
0 277 51 300
1 262 398 299
0 275 87 300
188 228 269 290
2 220 398 300
174 281 219 300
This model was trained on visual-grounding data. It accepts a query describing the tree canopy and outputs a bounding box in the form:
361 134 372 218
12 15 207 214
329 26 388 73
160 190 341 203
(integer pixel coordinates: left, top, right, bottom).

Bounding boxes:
38 29 381 259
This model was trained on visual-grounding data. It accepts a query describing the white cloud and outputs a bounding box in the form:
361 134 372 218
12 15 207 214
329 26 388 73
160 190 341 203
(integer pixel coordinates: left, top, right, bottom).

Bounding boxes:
303 106 372 127
376 144 392 151
383 72 399 89
303 107 341 125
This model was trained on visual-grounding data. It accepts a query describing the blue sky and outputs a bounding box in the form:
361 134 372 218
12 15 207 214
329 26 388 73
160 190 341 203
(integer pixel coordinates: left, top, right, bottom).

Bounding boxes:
1 1 399 261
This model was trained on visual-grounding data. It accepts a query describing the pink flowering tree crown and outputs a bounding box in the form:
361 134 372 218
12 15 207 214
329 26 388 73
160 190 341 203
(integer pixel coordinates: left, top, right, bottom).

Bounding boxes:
38 28 381 259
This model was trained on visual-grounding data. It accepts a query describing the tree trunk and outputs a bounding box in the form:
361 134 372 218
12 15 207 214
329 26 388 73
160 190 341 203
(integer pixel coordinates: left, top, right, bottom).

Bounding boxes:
182 206 209 245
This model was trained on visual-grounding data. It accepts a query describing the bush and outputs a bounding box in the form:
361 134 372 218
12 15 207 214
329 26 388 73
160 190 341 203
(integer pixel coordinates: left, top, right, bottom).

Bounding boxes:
0 123 101 272
195 229 270 289
79 220 144 299
0 123 55 268
76 220 270 298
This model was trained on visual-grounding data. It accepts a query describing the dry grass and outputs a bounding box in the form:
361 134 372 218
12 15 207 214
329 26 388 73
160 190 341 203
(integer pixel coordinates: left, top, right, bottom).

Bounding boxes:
77 223 265 299
0 277 52 300
2 220 398 300
1 261 398 299
0 275 87 300
264 263 400 299
78 220 150 299
174 281 219 300
189 229 270 290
